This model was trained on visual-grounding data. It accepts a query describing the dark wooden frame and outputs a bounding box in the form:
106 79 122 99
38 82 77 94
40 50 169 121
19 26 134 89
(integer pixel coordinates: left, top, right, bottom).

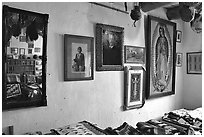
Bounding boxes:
2 5 49 110
124 45 145 64
124 66 145 110
96 23 124 71
187 52 202 74
146 15 176 99
64 34 94 81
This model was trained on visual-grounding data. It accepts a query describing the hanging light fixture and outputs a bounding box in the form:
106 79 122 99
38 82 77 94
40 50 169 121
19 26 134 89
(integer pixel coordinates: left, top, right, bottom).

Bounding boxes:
130 2 141 27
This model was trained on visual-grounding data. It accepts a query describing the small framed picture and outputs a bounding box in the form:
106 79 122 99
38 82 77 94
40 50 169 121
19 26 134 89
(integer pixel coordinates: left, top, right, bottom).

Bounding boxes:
10 48 18 54
125 46 145 64
34 48 41 53
176 53 183 67
176 30 182 43
124 66 145 110
28 49 32 54
19 48 25 55
64 34 94 81
187 52 202 74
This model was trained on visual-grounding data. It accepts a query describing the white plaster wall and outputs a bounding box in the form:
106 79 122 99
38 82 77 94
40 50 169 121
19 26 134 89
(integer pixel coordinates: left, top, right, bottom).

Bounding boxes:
182 22 202 109
2 2 187 134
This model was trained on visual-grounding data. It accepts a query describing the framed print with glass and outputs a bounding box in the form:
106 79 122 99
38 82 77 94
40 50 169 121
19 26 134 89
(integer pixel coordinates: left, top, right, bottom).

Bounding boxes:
124 45 145 64
64 34 94 81
124 66 145 110
187 52 202 74
146 15 176 99
96 23 124 71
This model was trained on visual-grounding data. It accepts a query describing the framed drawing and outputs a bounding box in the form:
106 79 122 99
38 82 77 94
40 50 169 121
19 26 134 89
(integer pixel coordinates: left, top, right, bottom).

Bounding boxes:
187 52 202 74
146 15 176 99
64 34 94 81
96 23 124 71
124 66 145 110
176 30 182 43
124 45 145 64
176 53 182 67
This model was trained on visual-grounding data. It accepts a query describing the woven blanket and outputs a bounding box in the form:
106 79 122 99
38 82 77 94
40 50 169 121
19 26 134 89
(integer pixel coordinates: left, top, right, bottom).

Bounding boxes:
50 121 106 135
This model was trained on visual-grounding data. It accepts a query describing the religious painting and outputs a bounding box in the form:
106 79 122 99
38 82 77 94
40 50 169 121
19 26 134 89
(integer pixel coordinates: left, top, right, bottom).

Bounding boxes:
146 15 176 99
64 34 94 81
187 52 202 74
124 66 145 110
96 23 124 71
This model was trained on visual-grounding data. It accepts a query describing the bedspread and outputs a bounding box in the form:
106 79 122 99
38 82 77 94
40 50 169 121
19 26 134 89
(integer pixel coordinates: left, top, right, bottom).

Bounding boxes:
50 121 106 135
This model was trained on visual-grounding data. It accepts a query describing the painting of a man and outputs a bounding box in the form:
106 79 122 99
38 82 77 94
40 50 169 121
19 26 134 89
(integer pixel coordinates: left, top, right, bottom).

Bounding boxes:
102 30 122 65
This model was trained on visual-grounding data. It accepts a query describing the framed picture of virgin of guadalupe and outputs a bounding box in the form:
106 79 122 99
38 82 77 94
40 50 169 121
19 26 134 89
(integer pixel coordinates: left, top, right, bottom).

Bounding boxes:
146 15 176 99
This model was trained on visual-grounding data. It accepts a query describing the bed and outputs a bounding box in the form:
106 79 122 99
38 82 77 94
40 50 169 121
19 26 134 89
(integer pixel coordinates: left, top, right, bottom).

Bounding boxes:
24 107 202 135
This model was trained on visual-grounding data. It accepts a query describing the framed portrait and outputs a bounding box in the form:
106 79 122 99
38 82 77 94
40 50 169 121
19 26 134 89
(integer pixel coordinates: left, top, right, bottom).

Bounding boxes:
124 66 145 110
125 45 145 64
176 53 182 67
64 34 94 81
176 30 182 43
96 23 124 71
146 15 176 99
187 52 202 74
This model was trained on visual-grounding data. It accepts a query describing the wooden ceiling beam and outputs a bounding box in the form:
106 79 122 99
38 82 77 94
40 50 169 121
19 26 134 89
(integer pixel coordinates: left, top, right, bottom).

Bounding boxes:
139 2 174 12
